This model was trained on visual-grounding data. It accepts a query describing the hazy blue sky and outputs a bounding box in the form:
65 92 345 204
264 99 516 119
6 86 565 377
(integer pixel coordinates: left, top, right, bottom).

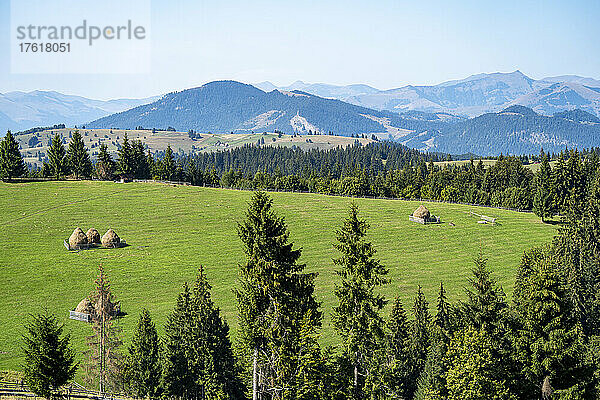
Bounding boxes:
1 0 599 99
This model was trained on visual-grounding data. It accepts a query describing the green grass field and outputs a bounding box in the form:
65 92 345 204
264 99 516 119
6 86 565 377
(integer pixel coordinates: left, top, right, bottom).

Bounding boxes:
0 181 556 375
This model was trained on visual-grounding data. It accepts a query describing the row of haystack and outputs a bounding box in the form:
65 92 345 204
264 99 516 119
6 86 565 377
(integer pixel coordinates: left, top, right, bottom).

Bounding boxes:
69 227 121 249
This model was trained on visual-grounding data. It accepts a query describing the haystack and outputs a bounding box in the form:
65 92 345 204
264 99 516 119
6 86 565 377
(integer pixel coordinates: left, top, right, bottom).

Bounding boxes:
69 227 88 249
412 205 431 219
75 297 94 314
86 228 101 244
102 229 120 248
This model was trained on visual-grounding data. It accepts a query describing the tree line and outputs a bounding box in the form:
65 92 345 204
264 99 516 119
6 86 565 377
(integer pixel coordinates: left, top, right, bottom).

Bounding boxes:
22 182 600 399
2 130 599 220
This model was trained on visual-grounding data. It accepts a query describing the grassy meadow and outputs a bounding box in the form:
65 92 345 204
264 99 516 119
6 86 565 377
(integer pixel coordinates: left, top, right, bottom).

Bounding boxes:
0 181 556 376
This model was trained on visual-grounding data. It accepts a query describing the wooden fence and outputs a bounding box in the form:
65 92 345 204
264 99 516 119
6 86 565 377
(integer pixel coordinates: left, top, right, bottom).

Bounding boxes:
0 381 128 400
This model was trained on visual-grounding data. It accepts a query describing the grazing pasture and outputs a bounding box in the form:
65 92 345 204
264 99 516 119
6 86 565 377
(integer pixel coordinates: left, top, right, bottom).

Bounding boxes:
0 181 556 373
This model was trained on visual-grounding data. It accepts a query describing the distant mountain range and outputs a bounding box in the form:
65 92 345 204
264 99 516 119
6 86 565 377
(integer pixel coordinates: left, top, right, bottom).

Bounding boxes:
89 80 600 155
4 70 600 155
256 71 600 118
0 91 159 135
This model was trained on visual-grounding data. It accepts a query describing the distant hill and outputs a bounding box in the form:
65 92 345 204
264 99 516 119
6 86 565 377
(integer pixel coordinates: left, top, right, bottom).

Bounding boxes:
0 91 159 136
428 106 600 155
89 80 441 137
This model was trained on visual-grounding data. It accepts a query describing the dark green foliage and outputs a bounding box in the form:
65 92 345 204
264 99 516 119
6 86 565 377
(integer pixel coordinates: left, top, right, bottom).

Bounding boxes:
332 203 389 399
234 191 320 399
157 145 175 180
125 309 161 399
407 286 432 399
96 143 115 180
533 151 554 221
117 133 134 178
381 297 412 399
47 134 67 179
67 130 93 178
0 130 26 180
513 247 593 398
162 267 244 400
22 313 77 400
444 327 516 400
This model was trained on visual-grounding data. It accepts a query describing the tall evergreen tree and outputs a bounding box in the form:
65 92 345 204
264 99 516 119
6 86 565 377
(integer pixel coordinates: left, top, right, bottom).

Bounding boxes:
533 151 554 222
160 145 176 180
163 267 245 400
235 191 320 400
514 248 592 398
382 297 412 399
0 130 26 180
83 265 123 393
22 313 77 400
96 143 115 180
125 308 161 399
444 327 516 400
435 282 451 336
117 133 134 178
407 286 432 399
332 203 389 399
67 130 92 179
47 134 67 179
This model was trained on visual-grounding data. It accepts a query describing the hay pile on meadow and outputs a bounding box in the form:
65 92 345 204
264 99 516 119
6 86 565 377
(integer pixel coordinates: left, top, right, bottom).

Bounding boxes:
413 205 431 219
75 297 94 314
102 229 121 248
69 227 88 249
86 228 101 244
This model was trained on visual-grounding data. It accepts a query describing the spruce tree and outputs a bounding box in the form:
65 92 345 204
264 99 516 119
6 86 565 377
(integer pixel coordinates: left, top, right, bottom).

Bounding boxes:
235 191 320 400
67 130 92 179
161 145 175 180
407 286 432 399
383 297 412 399
444 327 516 400
84 265 123 393
162 267 244 400
47 134 67 179
533 152 554 222
332 202 389 399
0 130 26 180
125 308 161 399
514 249 592 398
96 143 115 180
434 282 451 336
22 313 77 400
117 133 134 178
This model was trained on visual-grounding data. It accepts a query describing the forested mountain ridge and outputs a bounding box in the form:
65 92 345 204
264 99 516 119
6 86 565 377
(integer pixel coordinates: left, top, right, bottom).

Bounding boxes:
89 80 445 137
89 81 600 155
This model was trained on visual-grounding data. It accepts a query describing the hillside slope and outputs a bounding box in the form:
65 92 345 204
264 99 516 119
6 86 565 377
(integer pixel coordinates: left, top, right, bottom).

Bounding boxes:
0 182 556 371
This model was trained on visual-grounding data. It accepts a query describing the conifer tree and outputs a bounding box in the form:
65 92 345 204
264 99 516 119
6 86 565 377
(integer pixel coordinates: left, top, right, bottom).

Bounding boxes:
67 130 92 179
0 130 26 180
163 267 244 400
84 265 123 394
47 134 67 179
407 286 432 399
96 143 115 180
444 327 516 400
161 145 175 180
383 297 412 399
22 313 77 400
514 249 592 398
235 191 320 400
125 308 161 399
435 282 451 336
533 152 554 222
117 133 134 178
332 203 389 399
